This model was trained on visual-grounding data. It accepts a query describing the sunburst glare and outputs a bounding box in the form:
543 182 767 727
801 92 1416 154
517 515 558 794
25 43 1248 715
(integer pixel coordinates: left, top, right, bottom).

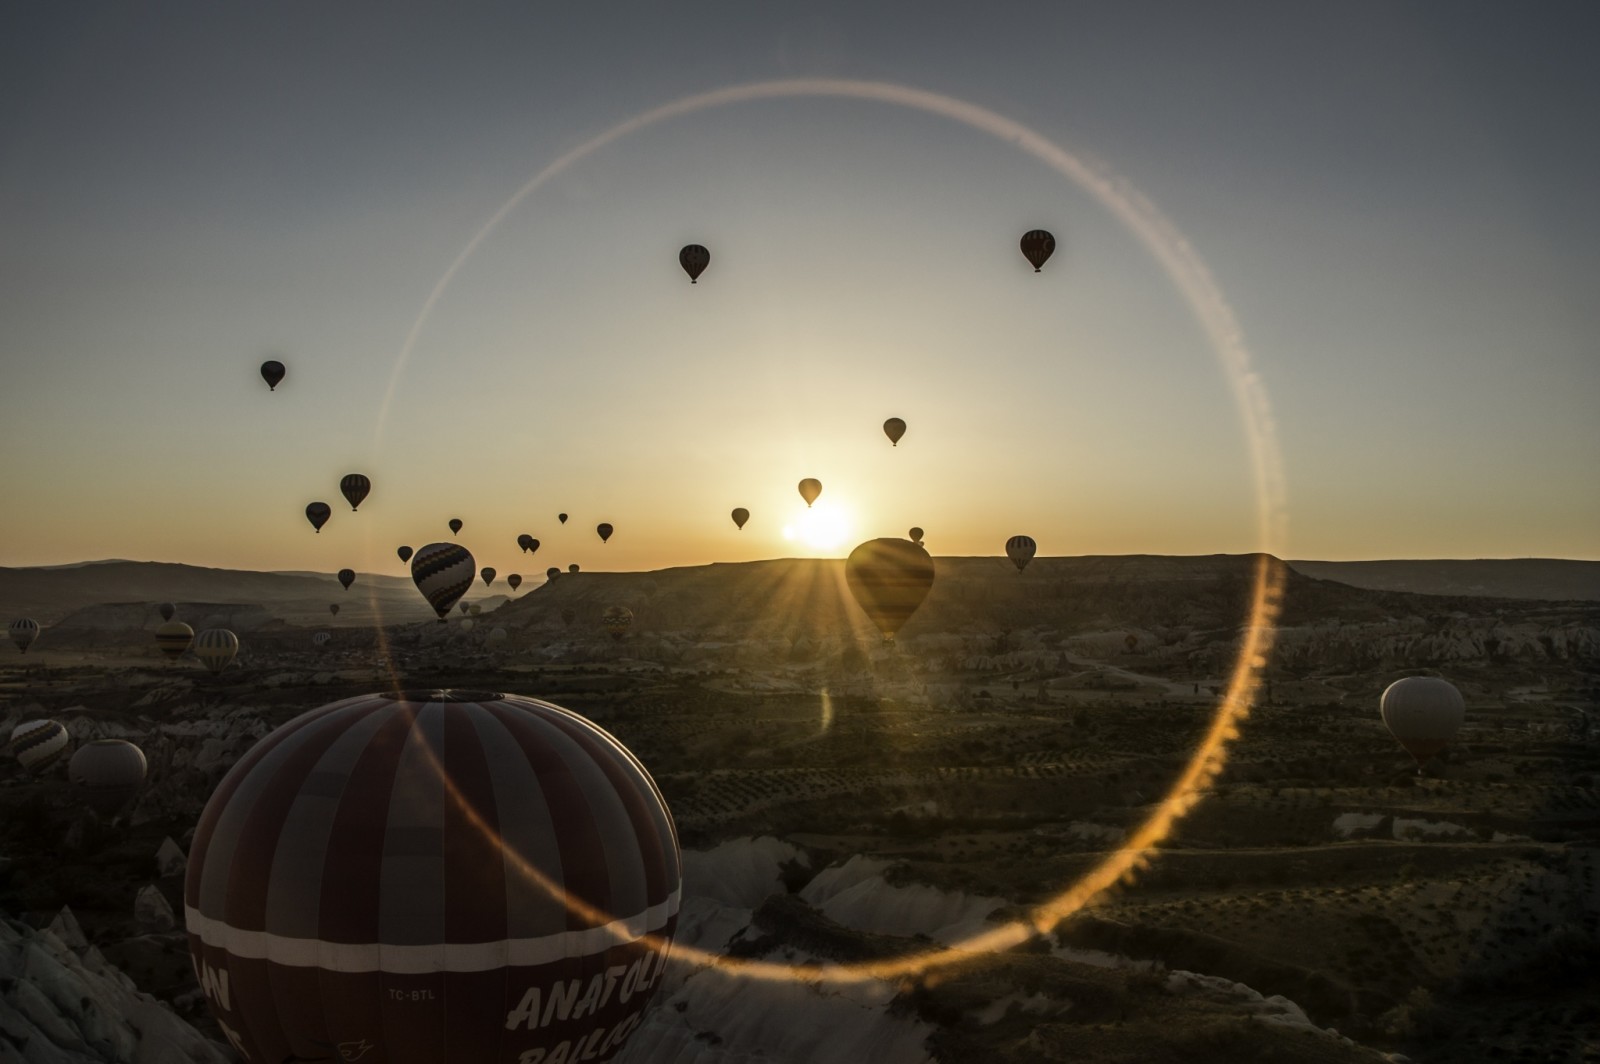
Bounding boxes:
781 500 853 551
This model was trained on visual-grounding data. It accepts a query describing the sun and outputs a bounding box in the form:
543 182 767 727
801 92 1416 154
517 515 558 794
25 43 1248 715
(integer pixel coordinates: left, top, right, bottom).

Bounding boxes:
781 500 853 551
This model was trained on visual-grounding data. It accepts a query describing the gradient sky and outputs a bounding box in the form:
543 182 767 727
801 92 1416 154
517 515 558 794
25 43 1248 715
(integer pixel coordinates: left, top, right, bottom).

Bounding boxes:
2 1 1596 580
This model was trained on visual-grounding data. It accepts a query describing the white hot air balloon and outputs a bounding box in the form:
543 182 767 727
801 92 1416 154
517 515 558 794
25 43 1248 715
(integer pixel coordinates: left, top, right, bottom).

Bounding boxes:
194 629 240 674
1380 676 1465 768
9 720 70 774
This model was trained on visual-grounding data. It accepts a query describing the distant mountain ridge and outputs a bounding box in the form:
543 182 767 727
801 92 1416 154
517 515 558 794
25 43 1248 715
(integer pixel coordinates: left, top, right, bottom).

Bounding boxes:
1287 559 1600 602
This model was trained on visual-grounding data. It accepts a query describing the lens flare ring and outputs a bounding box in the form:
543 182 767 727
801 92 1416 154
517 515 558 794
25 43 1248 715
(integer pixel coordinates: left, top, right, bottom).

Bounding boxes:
376 78 1289 986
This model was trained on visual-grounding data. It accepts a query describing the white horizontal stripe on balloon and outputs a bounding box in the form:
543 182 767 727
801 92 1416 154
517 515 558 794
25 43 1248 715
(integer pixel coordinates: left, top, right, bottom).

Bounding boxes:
184 889 680 974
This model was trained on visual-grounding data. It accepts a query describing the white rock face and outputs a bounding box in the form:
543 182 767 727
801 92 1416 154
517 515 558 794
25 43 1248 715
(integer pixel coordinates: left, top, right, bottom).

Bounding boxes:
681 836 808 909
133 885 175 933
0 914 229 1062
800 856 1005 945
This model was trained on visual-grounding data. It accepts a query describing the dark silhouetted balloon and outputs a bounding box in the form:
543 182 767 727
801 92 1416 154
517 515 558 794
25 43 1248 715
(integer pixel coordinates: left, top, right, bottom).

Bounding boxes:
185 691 679 1064
547 567 561 581
1005 535 1037 573
71 739 147 819
508 574 522 591
603 606 633 642
481 567 497 588
908 527 924 545
448 518 463 536
597 523 613 544
731 507 749 530
1020 229 1056 272
9 619 40 654
679 243 709 283
155 621 194 661
1381 677 1465 768
194 629 239 674
460 602 471 615
558 513 568 525
527 538 541 554
568 564 580 574
339 473 371 511
883 418 906 446
305 502 331 533
158 602 176 622
517 533 533 553
411 542 475 621
845 538 935 641
9 720 70 774
397 545 414 564
259 360 285 391
798 479 821 508
329 603 340 616
338 568 355 591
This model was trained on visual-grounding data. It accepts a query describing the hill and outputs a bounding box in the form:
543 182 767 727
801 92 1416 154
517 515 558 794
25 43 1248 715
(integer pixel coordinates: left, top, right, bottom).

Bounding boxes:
1287 558 1600 601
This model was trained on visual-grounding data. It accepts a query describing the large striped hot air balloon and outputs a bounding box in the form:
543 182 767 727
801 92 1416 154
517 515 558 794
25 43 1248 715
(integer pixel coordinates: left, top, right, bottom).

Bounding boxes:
194 629 239 674
339 473 371 511
185 691 681 1064
70 739 147 819
412 542 475 621
8 720 70 774
845 538 935 641
155 620 195 661
1381 677 1466 768
1005 535 1037 573
9 618 40 653
602 606 633 642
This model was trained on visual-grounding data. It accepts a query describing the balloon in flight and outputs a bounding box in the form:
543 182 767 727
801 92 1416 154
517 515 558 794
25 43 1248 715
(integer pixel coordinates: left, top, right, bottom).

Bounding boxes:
1380 676 1466 767
481 567 497 588
558 513 568 525
526 538 541 554
329 603 340 616
679 243 709 283
312 631 332 648
305 502 331 533
883 417 906 446
547 567 561 582
460 602 471 615
731 507 749 530
338 568 356 591
508 573 522 591
460 617 476 632
158 602 176 622
155 621 194 661
339 473 371 511
597 523 613 544
411 542 475 621
845 539 935 641
1005 535 1037 573
194 629 239 674
602 605 633 642
908 527 924 545
397 545 414 564
259 360 285 391
185 691 680 1064
448 518 463 536
468 604 482 617
70 739 147 820
568 564 580 574
9 618 40 654
487 626 507 644
798 478 822 508
1020 229 1056 272
517 533 533 553
9 720 70 775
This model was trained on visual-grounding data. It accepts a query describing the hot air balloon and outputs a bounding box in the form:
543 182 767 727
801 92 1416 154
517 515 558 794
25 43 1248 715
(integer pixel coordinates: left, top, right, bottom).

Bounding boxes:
602 606 634 642
1381 677 1466 768
908 527 924 545
338 568 356 591
883 418 906 446
9 618 39 654
9 720 70 774
1020 229 1056 272
568 564 580 574
508 574 523 591
558 513 568 525
398 545 414 564
460 618 476 632
306 502 332 533
731 508 749 530
597 523 613 544
481 567 497 588
155 621 194 661
527 538 541 554
259 360 286 391
449 518 464 536
547 567 561 582
158 602 176 622
487 627 508 645
411 542 474 621
185 691 680 1064
194 629 239 674
329 603 340 616
460 602 472 615
469 604 483 617
312 631 332 648
798 479 822 508
845 538 935 641
71 739 147 820
517 534 534 553
339 473 371 511
1005 535 1037 573
679 243 709 283
561 606 577 627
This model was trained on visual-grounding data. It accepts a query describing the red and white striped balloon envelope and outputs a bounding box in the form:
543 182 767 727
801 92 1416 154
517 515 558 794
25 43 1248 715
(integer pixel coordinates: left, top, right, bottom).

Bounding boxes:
184 690 680 1064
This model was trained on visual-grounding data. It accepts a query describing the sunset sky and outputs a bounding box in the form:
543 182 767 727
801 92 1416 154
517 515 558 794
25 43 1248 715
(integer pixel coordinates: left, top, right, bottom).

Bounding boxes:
2 2 1596 579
